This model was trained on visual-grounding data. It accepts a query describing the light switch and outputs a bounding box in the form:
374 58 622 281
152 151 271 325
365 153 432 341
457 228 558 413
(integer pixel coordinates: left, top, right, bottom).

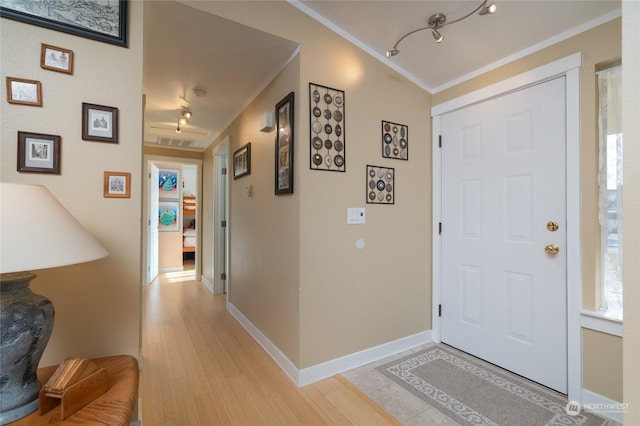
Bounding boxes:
347 208 365 224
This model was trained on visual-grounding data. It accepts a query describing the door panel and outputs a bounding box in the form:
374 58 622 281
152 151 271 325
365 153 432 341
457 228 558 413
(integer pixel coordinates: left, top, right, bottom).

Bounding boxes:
441 77 567 393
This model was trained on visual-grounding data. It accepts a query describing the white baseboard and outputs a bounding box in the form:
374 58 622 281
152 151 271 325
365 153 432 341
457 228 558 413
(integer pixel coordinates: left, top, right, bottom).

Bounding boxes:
581 389 625 423
158 266 182 273
227 302 432 387
200 276 214 293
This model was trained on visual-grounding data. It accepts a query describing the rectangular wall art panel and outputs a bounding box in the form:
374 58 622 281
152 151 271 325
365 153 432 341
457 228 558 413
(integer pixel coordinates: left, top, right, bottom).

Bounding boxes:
366 165 395 205
309 83 345 172
382 120 408 160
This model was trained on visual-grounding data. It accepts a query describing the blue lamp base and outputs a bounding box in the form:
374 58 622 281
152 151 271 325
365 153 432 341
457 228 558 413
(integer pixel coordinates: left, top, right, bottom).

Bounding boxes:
0 272 54 425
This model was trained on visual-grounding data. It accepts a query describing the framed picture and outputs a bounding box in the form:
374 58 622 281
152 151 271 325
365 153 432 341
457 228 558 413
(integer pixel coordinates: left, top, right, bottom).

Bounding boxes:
158 201 180 232
309 82 345 172
275 92 294 195
17 131 60 174
382 120 408 160
103 171 130 198
158 168 180 199
6 77 42 106
233 142 251 180
366 165 395 205
82 103 118 143
41 43 73 74
0 1 128 47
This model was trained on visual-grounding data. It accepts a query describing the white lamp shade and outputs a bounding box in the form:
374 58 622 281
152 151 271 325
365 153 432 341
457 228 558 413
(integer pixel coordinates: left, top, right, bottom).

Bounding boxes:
0 182 108 273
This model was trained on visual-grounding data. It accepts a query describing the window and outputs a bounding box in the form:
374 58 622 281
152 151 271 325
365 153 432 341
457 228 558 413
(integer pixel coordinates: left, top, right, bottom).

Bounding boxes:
597 65 623 320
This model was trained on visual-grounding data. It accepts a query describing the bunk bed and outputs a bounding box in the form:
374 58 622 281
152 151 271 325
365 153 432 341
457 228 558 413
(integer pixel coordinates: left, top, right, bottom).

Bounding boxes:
182 195 196 253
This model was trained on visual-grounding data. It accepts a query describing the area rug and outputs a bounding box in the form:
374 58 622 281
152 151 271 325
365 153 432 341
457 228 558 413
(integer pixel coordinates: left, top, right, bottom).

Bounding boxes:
375 345 615 426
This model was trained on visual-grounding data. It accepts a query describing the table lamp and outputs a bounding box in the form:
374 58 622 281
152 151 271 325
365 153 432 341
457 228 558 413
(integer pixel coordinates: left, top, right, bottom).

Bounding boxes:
0 182 108 424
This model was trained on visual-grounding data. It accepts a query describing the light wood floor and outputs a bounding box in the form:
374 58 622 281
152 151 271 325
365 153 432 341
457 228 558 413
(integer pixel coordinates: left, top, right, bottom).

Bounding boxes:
139 270 401 425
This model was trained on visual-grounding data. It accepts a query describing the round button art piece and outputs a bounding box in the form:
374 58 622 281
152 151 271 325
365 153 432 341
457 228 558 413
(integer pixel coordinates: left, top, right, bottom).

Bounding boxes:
365 165 394 205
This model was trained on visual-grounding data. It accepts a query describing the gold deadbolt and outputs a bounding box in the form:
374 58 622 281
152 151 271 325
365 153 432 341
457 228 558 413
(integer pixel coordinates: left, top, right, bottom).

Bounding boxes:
547 221 559 232
545 244 560 255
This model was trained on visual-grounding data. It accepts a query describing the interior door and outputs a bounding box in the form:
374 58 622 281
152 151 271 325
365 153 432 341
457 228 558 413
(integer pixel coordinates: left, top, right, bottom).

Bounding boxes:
440 77 567 393
148 163 159 284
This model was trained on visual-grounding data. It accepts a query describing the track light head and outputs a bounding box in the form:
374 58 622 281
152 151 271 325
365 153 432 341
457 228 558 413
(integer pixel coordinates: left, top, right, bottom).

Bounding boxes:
431 28 443 43
386 48 399 58
479 2 497 15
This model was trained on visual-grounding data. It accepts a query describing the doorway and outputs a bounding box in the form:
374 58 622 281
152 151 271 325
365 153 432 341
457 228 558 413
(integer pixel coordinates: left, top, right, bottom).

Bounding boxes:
143 156 203 286
440 77 567 393
431 53 583 400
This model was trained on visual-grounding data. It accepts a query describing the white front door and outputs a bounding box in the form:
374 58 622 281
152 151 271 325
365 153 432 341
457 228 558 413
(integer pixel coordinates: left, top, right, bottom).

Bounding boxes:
440 77 567 393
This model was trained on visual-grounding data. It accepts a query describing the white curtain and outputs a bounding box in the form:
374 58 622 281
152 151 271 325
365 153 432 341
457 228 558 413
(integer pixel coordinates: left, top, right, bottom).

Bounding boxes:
597 65 623 317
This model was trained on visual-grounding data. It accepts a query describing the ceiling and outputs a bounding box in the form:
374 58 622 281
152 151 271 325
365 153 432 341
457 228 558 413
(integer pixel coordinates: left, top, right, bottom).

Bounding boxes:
143 0 621 151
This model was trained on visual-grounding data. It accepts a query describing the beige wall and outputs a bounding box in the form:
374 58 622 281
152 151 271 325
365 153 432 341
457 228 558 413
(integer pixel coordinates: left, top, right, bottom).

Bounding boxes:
433 18 623 402
583 329 623 402
0 3 143 365
198 1 432 368
158 232 183 269
205 55 302 364
622 1 640 422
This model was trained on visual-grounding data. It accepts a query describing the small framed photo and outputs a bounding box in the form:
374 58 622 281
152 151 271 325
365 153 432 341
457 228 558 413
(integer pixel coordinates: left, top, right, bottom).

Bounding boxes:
41 43 74 74
82 103 118 143
104 171 131 198
275 92 294 195
6 77 42 106
233 142 251 179
17 131 61 174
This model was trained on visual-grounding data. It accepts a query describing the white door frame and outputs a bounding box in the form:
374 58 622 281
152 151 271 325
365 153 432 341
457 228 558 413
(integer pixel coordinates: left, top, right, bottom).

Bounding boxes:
431 53 582 402
212 137 230 296
142 155 203 283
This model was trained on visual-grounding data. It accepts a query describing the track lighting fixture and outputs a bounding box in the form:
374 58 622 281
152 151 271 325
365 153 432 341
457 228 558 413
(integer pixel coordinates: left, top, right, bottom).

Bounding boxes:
386 0 496 57
176 106 192 133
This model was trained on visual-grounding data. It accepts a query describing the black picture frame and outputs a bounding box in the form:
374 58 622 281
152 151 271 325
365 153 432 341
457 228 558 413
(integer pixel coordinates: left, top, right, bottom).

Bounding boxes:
233 142 251 180
275 92 294 195
0 0 128 47
82 103 119 143
17 131 61 174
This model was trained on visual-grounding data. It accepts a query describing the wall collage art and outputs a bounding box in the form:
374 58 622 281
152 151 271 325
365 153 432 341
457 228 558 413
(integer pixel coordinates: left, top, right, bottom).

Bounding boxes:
309 83 345 172
308 82 409 205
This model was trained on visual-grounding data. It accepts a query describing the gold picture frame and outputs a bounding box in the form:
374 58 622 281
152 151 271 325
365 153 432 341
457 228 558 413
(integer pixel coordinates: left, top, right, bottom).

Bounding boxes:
104 171 131 198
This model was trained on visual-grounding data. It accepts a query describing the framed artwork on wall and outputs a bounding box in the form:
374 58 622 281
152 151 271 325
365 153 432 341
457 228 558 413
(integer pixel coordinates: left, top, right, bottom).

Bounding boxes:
366 165 395 205
158 168 180 199
103 171 131 198
17 131 60 174
382 120 408 160
275 92 294 194
0 0 129 47
82 103 118 143
41 43 74 74
6 77 42 106
309 82 345 172
233 142 251 179
158 201 180 232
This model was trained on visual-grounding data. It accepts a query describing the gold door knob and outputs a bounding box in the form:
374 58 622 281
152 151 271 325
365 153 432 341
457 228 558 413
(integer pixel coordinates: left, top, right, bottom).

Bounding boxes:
545 244 560 255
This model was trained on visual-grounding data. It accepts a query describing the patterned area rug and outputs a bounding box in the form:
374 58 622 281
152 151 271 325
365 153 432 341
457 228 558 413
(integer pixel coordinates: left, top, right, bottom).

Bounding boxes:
375 345 615 426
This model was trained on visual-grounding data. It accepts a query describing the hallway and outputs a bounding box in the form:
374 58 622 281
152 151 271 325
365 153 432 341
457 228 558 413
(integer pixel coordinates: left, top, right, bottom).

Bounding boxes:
139 272 400 425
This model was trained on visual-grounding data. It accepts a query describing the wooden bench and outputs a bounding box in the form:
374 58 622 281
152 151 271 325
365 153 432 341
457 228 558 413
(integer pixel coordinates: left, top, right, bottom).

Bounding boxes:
9 355 139 426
